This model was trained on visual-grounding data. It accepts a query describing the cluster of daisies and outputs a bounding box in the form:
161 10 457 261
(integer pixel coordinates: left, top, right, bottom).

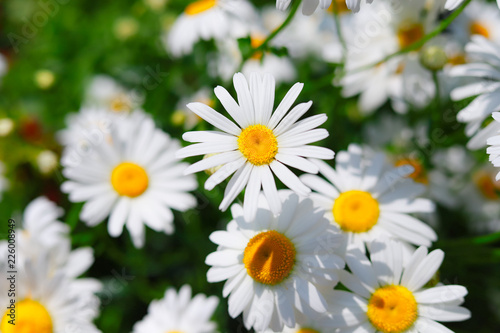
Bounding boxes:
8 0 500 331
47 70 470 332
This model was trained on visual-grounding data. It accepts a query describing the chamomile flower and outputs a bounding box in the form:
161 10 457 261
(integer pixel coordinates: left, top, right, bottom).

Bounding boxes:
61 116 198 248
276 0 373 15
176 72 335 221
85 75 143 112
449 36 500 149
0 251 102 333
487 112 500 180
206 191 345 332
450 0 500 45
299 144 437 253
329 239 471 333
133 285 219 333
340 1 435 114
165 0 256 57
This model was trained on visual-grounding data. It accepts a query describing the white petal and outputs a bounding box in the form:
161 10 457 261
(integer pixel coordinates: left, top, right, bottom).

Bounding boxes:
187 102 241 135
270 160 311 196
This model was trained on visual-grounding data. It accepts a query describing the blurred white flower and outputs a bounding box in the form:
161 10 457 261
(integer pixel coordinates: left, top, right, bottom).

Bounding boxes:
133 285 219 333
37 150 58 175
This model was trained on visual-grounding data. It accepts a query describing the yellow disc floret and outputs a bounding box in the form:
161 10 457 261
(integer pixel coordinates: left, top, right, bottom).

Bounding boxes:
111 162 149 197
243 230 296 285
470 22 490 39
297 328 321 333
238 125 278 166
397 23 424 49
367 285 418 333
395 158 428 184
1 299 53 333
333 190 380 233
185 0 217 15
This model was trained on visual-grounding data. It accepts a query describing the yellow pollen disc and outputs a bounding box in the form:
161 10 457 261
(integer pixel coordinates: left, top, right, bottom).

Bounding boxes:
297 328 321 333
111 162 149 197
327 0 350 14
397 23 424 49
166 331 184 333
1 299 53 333
250 35 266 60
243 230 296 285
474 171 500 200
185 0 217 15
238 125 278 166
470 22 490 39
367 285 418 333
333 190 380 233
110 95 131 113
448 54 466 66
394 158 428 184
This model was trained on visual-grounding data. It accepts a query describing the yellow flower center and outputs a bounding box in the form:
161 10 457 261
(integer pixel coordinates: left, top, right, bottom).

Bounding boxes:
243 230 296 285
250 35 266 60
110 95 131 113
367 285 418 333
448 54 466 66
328 0 350 14
297 329 321 333
470 21 490 39
1 299 53 333
397 23 424 49
166 331 184 333
394 158 428 184
238 125 278 166
333 190 380 233
111 162 149 197
185 0 217 15
474 171 500 200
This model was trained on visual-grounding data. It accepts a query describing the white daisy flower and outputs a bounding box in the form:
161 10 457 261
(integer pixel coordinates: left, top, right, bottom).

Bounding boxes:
340 1 435 114
450 0 500 45
0 250 102 333
487 112 500 180
449 35 500 150
85 74 143 112
329 238 471 333
299 144 437 253
133 285 219 333
206 191 345 332
165 0 256 57
276 0 373 15
61 115 198 248
0 161 8 201
176 72 335 221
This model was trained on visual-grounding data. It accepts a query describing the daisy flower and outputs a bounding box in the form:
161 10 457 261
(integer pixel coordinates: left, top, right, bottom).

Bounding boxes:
449 36 500 150
329 238 471 333
487 112 500 180
340 1 435 114
61 115 198 248
165 0 256 57
85 74 143 112
299 144 437 253
176 72 335 221
0 251 102 333
450 0 500 45
276 0 373 15
206 191 345 332
133 285 219 333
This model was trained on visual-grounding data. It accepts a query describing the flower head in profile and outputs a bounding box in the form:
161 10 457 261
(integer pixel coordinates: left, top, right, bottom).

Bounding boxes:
177 72 334 221
329 238 471 333
61 116 197 248
206 191 345 331
487 112 500 181
133 285 219 333
450 36 500 150
300 144 436 253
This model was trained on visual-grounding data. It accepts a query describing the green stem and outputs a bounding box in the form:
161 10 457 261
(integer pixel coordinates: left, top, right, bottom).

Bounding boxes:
332 3 347 66
239 0 302 69
472 231 500 245
338 0 472 78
